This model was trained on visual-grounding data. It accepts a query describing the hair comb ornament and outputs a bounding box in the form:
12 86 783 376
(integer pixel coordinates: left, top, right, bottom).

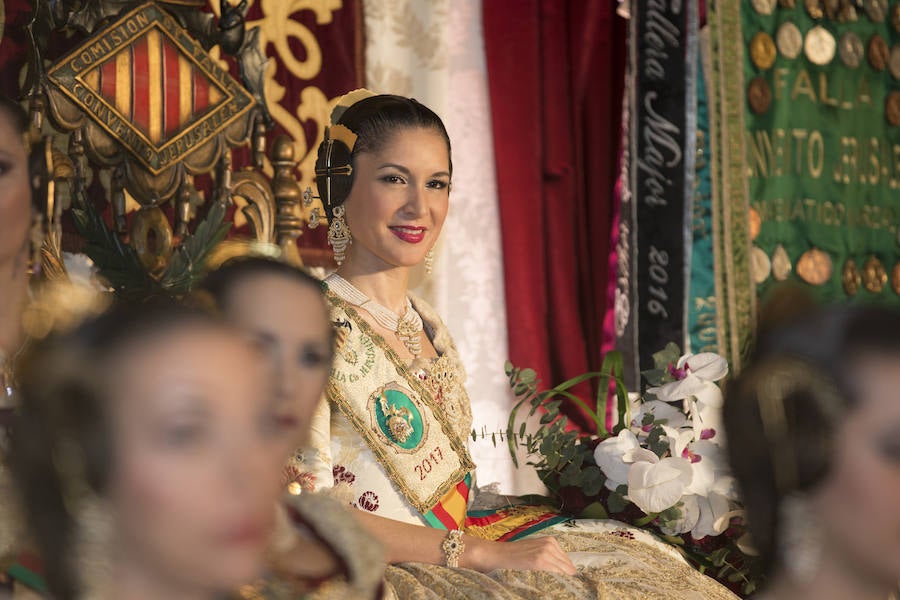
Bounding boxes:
328 124 358 153
329 88 378 125
314 125 354 217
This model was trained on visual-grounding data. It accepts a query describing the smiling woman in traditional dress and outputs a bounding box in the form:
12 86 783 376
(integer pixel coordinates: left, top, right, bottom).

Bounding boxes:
292 90 738 599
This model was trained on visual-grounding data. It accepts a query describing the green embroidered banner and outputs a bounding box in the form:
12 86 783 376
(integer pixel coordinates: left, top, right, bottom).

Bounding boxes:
743 1 900 306
708 0 756 371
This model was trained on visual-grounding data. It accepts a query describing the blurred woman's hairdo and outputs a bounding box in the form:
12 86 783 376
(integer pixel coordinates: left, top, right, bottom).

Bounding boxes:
198 256 324 307
197 256 335 353
0 94 29 136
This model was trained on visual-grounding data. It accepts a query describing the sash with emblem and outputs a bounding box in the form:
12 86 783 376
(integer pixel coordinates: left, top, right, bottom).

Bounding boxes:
324 292 476 517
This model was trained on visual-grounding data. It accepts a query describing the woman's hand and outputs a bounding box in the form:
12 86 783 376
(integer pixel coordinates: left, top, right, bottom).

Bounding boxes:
464 535 577 575
352 509 576 575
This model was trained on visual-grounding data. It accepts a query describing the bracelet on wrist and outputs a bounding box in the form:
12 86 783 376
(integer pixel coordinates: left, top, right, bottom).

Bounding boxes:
441 529 465 568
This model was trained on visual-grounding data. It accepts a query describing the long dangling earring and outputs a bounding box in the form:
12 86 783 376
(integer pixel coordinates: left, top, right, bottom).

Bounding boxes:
424 248 434 275
56 439 114 598
778 493 823 584
28 214 44 277
72 494 115 598
328 205 352 266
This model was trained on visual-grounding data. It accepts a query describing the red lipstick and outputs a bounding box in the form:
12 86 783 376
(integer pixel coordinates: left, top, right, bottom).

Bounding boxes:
221 519 268 545
390 226 427 243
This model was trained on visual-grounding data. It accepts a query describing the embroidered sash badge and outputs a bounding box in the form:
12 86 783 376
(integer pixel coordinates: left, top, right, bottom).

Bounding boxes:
370 384 428 452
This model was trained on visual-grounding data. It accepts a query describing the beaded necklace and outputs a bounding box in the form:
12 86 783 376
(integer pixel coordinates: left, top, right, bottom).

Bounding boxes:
326 273 424 357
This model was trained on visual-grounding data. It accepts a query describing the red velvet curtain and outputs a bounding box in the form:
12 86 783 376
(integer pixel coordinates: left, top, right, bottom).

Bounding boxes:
483 1 626 433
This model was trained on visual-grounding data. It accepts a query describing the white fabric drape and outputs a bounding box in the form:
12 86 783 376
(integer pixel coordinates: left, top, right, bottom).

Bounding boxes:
362 0 527 492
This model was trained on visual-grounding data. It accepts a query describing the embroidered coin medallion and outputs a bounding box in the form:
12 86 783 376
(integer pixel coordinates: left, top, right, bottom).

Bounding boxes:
751 246 772 284
797 248 833 285
370 384 428 451
843 259 862 295
839 31 864 68
750 31 777 70
776 22 803 59
748 77 772 114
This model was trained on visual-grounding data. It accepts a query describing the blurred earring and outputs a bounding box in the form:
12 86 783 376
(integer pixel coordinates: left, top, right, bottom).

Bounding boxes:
0 465 23 561
424 249 434 275
55 439 114 597
72 494 115 598
328 205 352 266
778 493 822 584
28 214 44 277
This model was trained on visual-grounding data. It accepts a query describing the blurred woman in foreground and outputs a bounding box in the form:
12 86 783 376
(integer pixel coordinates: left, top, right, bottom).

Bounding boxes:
725 304 900 600
200 256 384 598
0 95 38 430
6 301 285 599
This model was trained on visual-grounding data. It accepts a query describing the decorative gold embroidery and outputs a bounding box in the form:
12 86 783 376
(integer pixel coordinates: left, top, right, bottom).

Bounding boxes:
324 292 475 514
382 529 738 599
380 391 414 443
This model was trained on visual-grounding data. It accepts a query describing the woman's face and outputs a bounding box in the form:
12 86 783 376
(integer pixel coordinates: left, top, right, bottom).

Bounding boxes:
223 273 333 455
0 110 31 268
342 127 450 272
812 355 900 586
108 326 284 593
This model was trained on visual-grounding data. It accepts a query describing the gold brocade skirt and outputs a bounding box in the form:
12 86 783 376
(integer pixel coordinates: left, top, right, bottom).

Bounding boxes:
382 526 739 600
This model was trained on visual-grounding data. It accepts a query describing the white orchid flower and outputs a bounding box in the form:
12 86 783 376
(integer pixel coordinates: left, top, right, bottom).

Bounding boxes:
689 492 733 539
647 352 728 403
624 447 660 463
684 439 725 496
691 382 726 444
659 496 701 536
593 429 640 491
626 454 693 514
632 400 690 432
710 474 741 501
663 425 695 459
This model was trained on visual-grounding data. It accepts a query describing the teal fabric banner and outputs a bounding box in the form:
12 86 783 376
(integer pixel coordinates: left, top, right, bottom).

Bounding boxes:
689 47 718 353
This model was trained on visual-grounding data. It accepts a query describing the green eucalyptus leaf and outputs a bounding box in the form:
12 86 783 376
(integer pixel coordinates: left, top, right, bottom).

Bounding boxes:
580 502 608 520
520 368 537 383
580 466 605 496
710 548 730 567
607 491 628 513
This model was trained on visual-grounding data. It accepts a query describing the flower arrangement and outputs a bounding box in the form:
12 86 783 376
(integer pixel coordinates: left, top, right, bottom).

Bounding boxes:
503 344 762 596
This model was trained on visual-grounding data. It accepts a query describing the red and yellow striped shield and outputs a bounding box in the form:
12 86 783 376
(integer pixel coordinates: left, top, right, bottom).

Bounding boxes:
48 2 255 174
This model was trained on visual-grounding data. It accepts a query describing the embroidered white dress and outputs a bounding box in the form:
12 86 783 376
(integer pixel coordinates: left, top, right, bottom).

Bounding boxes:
288 291 739 600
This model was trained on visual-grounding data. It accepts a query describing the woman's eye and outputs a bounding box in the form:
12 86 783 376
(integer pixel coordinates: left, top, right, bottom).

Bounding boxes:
878 440 900 462
426 179 449 190
298 348 330 368
381 174 406 184
0 161 12 176
160 423 204 447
